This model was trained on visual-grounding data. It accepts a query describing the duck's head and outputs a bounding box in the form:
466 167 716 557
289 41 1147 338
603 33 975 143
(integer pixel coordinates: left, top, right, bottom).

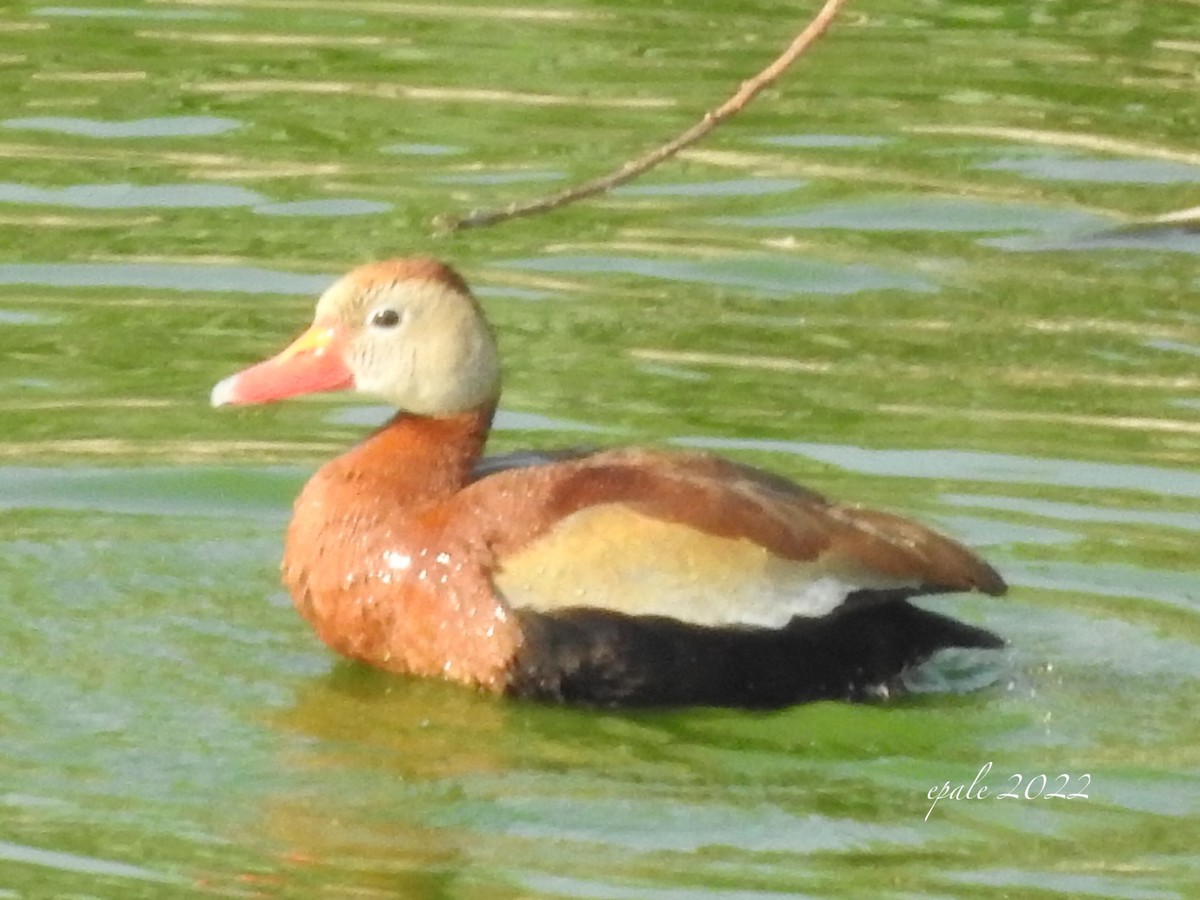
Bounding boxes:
211 258 500 415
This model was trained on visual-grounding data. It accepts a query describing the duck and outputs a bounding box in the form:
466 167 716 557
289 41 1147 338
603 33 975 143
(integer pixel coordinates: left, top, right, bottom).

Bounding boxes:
211 257 1005 708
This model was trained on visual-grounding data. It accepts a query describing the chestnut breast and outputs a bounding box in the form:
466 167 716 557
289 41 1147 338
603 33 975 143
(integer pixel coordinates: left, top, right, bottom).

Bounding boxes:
283 457 521 689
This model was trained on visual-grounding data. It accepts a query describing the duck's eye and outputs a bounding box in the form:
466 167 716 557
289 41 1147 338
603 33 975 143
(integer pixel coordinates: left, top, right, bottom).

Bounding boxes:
369 308 402 329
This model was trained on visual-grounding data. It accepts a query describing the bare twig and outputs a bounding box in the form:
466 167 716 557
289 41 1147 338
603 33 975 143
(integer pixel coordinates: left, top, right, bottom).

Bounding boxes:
433 0 851 233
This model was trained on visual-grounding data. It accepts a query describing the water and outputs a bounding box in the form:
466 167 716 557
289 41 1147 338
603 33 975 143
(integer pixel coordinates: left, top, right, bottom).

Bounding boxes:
1 0 1198 897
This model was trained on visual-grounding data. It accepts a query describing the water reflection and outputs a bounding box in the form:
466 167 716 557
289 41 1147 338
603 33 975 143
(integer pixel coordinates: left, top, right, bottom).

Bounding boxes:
1147 339 1200 359
717 196 1112 235
986 221 1200 254
383 143 465 156
0 838 176 885
673 436 1200 498
0 308 56 324
0 182 262 209
0 182 389 216
517 872 819 900
942 493 1200 533
500 254 935 296
0 262 332 294
615 178 804 198
431 170 565 185
0 262 554 300
1 115 240 138
753 134 891 149
945 867 1181 899
1006 561 1200 614
276 666 515 780
253 198 391 217
931 514 1077 548
33 5 230 20
0 466 297 520
471 793 932 854
978 154 1200 184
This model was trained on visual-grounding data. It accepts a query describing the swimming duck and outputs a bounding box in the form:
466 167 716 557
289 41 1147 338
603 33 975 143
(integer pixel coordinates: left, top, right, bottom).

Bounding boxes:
212 258 1005 708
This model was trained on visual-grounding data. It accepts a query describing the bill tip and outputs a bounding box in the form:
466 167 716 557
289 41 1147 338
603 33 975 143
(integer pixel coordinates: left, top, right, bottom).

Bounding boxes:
210 374 238 408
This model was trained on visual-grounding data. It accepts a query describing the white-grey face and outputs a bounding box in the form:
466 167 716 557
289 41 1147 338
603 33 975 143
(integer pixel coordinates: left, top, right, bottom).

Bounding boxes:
316 276 501 415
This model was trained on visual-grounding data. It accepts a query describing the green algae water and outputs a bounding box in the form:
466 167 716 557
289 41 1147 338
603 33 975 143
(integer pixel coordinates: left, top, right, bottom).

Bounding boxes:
1 1 1198 897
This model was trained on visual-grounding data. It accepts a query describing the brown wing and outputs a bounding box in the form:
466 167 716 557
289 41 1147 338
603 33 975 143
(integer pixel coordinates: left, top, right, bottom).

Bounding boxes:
451 447 1004 628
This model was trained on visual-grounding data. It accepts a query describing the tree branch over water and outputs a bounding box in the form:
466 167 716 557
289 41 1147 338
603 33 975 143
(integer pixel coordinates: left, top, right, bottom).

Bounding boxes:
433 0 851 234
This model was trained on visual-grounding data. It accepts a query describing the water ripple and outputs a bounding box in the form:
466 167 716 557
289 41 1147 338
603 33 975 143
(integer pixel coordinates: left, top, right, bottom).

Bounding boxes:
500 254 935 297
672 437 1200 499
0 262 332 294
2 115 240 138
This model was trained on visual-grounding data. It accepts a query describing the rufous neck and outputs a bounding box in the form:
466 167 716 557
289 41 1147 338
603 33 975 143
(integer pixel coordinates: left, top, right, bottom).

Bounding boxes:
336 404 495 500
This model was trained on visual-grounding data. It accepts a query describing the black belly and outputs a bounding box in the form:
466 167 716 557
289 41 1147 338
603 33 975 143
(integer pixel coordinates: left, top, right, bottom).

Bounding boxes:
506 599 1003 708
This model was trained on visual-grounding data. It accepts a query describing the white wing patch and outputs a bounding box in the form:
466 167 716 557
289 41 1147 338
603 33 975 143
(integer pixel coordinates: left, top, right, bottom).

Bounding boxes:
493 503 915 628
